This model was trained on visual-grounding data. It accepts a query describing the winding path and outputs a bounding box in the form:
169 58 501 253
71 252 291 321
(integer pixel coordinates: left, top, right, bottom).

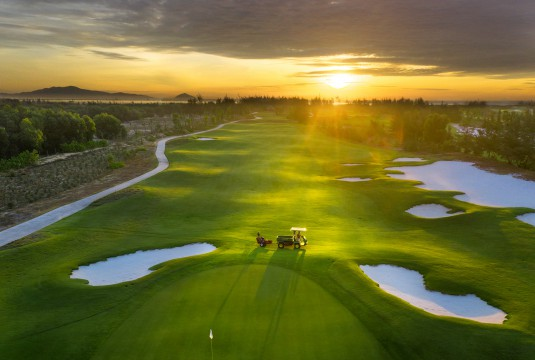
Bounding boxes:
0 123 232 246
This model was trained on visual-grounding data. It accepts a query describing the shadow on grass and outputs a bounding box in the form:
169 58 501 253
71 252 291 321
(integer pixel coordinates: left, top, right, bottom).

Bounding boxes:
210 263 253 324
252 247 306 355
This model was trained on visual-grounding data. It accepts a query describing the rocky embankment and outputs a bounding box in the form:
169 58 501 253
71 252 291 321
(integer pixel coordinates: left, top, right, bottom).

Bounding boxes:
0 146 129 212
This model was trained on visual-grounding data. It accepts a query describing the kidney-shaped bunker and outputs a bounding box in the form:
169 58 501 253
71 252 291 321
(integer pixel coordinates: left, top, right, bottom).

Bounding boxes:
71 243 216 286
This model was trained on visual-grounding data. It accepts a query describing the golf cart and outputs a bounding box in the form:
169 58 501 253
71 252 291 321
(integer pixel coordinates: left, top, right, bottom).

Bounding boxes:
277 227 308 249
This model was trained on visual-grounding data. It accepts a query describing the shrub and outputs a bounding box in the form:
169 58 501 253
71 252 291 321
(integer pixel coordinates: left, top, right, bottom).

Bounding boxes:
60 140 108 153
109 161 124 169
94 113 127 139
0 150 39 172
107 154 124 169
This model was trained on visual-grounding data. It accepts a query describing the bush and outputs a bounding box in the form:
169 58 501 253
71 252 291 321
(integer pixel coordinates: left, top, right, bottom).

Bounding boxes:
60 140 108 153
107 154 124 169
0 150 39 172
94 113 127 139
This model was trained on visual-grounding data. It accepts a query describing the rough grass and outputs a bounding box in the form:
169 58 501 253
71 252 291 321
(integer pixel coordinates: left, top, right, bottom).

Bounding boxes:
0 114 534 359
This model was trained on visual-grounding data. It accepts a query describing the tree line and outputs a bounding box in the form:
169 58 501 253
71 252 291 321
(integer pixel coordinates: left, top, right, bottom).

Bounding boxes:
287 98 535 170
458 109 535 169
3 97 534 171
0 98 254 170
21 96 251 122
0 102 125 162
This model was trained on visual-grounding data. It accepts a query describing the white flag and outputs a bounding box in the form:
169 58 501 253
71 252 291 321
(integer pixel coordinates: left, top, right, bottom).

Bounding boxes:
209 329 213 340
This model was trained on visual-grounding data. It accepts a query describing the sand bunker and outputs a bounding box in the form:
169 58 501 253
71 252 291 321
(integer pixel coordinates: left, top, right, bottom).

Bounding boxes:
360 264 506 324
406 204 463 218
71 243 216 286
387 161 535 210
517 213 535 227
341 163 362 166
392 157 425 162
337 177 372 182
197 137 215 141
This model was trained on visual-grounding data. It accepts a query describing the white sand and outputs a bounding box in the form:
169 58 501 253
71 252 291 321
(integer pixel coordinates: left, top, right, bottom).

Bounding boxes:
341 163 362 166
71 243 216 286
406 204 463 219
337 177 372 182
197 137 215 141
387 161 535 209
392 157 425 162
517 213 535 227
360 264 506 324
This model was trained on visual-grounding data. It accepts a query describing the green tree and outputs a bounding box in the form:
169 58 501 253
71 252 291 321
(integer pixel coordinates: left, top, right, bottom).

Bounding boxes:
422 113 451 149
18 118 44 152
93 113 126 139
81 115 96 141
40 109 67 153
0 127 9 158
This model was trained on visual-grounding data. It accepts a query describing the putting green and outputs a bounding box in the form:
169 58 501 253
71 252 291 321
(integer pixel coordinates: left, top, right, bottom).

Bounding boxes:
92 265 387 360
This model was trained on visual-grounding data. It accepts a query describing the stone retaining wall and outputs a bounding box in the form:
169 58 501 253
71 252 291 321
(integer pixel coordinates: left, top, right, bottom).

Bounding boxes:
0 146 127 211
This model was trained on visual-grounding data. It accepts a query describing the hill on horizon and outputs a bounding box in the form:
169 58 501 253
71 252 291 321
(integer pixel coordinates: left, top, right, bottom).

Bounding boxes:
174 93 195 101
6 86 154 100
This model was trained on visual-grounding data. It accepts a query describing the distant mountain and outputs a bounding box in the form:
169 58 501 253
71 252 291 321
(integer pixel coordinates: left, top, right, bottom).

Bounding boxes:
174 93 195 101
13 86 153 100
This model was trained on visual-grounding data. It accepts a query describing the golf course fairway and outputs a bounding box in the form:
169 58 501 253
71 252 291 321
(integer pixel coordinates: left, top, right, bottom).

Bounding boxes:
1 114 534 359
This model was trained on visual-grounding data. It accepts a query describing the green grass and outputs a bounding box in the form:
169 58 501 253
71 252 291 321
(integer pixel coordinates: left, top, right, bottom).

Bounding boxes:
0 114 534 359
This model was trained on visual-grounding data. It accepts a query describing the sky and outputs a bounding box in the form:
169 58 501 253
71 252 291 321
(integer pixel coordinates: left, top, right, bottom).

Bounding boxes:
1 0 534 100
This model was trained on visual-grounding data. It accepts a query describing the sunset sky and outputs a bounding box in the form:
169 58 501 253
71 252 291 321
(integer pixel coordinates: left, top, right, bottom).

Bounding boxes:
1 0 534 100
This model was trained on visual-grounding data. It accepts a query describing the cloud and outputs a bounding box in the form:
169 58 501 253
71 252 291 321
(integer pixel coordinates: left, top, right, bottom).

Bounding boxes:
295 54 444 77
90 50 144 61
402 88 450 91
1 0 535 77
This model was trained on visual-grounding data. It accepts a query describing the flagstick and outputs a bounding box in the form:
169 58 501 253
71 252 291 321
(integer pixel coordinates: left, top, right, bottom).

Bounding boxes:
210 337 213 360
209 329 214 360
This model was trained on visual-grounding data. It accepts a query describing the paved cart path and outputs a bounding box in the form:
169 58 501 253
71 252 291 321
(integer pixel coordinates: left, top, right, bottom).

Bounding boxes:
0 123 233 246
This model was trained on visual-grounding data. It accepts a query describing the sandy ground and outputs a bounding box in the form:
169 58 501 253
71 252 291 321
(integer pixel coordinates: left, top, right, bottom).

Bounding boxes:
337 177 372 182
388 161 535 226
388 161 535 209
359 159 534 323
406 204 463 218
71 243 216 286
360 264 507 324
392 157 425 162
517 213 535 226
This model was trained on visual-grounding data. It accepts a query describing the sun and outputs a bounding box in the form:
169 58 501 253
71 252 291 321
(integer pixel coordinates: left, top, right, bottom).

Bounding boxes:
324 73 355 89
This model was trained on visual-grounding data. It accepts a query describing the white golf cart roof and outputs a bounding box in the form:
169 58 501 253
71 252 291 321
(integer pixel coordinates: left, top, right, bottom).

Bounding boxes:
290 227 307 232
